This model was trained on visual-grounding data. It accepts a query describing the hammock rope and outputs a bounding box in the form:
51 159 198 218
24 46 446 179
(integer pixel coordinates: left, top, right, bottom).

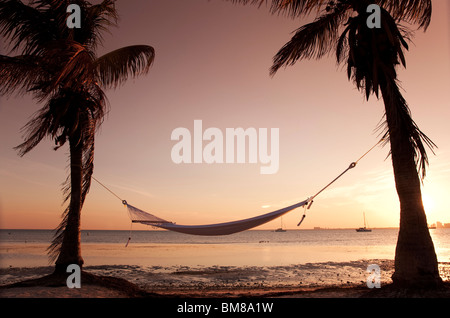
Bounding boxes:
306 138 383 207
92 139 383 238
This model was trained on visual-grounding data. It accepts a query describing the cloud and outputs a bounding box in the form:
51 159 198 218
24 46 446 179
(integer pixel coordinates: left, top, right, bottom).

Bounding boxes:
0 156 62 188
317 166 395 208
91 177 154 201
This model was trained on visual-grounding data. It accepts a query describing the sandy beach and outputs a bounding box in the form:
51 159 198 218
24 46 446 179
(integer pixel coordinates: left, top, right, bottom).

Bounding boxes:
1 236 449 299
0 260 391 298
2 259 450 298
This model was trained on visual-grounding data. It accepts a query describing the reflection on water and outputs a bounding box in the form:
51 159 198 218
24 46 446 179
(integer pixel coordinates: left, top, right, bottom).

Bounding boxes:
0 228 402 244
1 228 449 268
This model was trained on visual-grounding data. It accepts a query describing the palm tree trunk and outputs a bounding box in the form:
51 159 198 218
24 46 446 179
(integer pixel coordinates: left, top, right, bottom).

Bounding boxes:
380 79 442 288
54 129 84 273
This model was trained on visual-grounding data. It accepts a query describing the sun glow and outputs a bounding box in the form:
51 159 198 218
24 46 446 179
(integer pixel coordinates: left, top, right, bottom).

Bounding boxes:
422 193 435 214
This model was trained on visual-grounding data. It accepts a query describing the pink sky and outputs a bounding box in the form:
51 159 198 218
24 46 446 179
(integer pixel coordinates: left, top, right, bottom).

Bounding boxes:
1 0 449 230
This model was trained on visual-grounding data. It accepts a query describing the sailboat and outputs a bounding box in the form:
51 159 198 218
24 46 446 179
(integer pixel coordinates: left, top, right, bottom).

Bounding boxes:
274 217 286 232
356 212 371 232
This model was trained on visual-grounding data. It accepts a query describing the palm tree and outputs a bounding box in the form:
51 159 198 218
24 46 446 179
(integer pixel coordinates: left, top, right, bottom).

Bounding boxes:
231 0 442 288
0 0 155 274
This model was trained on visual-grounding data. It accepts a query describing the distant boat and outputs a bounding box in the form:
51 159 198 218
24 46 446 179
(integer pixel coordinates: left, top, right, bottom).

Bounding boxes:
356 212 372 232
274 217 286 232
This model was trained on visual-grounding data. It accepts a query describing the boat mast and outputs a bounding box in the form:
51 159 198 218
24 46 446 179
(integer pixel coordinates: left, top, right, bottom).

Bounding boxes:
363 212 367 228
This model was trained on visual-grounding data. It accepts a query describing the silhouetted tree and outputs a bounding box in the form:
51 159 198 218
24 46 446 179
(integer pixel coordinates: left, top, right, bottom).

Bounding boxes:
0 0 154 273
231 0 441 288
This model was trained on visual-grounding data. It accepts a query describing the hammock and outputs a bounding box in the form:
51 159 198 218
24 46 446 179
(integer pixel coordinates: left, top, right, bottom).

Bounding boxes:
93 139 382 237
124 199 310 236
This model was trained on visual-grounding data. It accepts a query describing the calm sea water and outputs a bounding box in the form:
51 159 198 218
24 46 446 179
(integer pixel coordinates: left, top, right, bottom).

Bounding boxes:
0 228 403 245
1 228 450 249
1 228 449 268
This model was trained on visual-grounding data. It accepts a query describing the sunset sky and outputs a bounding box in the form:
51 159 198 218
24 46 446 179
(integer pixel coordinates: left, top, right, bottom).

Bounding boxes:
0 0 449 231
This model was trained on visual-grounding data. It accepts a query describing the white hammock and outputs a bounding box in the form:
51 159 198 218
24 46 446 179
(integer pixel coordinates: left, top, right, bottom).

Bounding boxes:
93 140 382 237
125 199 310 236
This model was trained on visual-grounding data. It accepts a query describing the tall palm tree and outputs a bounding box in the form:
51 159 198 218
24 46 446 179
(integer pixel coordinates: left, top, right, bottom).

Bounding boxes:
0 0 155 274
231 0 442 287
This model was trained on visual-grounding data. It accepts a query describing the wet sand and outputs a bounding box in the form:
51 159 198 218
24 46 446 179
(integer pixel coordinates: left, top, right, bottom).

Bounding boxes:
2 260 450 298
0 241 397 268
1 242 449 298
0 260 395 298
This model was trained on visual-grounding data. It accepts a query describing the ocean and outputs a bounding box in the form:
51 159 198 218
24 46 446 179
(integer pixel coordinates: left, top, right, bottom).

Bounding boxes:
0 228 406 244
1 228 449 269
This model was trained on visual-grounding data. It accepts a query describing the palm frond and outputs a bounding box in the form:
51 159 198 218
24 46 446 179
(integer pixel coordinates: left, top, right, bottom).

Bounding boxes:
335 18 352 64
229 0 432 30
0 0 54 55
46 204 70 263
270 0 332 17
42 89 106 262
14 105 53 157
228 0 328 16
48 113 97 263
79 0 119 49
44 40 97 94
270 6 349 75
341 8 410 100
0 54 49 97
95 45 155 89
375 0 432 30
377 78 436 180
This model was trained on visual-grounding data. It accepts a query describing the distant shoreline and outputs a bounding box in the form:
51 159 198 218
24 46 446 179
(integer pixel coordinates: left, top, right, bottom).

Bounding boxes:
3 226 447 231
1 227 405 231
